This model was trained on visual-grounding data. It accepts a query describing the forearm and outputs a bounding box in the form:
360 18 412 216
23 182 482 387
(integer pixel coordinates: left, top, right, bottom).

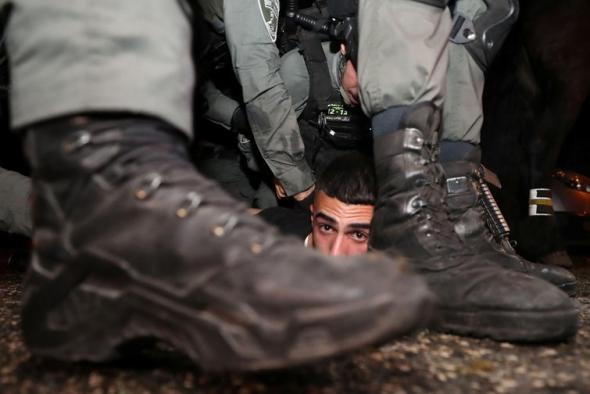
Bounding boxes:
224 0 314 195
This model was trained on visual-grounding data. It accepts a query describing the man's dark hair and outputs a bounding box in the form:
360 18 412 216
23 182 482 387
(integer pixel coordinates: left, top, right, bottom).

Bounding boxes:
315 152 376 206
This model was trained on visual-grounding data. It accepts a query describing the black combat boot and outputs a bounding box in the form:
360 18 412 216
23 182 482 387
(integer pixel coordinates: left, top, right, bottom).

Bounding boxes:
369 103 578 342
20 115 434 371
442 157 576 296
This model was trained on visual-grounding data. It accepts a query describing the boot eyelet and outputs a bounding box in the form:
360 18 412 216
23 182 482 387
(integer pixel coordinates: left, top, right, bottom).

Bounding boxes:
210 214 239 237
135 173 162 200
176 192 203 218
63 131 91 153
212 225 225 237
411 198 424 209
250 243 263 254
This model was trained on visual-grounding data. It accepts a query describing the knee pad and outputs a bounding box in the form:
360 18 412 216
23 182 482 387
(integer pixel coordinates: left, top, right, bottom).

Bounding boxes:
450 0 519 71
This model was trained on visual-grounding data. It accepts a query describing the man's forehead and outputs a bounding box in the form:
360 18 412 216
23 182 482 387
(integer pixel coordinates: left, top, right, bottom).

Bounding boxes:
313 191 373 226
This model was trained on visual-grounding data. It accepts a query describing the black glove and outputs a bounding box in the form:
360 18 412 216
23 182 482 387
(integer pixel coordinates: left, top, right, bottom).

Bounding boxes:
231 106 252 137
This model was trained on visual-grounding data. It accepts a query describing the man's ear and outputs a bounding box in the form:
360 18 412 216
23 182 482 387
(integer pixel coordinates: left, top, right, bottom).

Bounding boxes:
309 203 314 222
340 43 347 55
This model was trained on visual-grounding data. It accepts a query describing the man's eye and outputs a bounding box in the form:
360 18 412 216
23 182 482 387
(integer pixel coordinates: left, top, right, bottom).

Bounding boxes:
319 224 334 233
351 231 368 241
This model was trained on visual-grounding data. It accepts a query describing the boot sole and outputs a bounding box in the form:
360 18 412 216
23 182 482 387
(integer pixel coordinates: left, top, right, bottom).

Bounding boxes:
435 306 579 342
22 260 434 371
558 281 577 297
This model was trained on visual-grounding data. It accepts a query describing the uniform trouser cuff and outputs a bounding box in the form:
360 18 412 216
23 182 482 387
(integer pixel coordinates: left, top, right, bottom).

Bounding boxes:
439 140 480 163
372 105 408 136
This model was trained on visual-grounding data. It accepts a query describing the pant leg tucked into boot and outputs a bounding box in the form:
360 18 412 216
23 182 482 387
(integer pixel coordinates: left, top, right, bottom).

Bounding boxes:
369 103 579 342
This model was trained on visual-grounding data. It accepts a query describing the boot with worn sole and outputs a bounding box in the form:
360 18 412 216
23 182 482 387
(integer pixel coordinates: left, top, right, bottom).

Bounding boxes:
21 115 434 371
442 158 577 296
369 103 579 342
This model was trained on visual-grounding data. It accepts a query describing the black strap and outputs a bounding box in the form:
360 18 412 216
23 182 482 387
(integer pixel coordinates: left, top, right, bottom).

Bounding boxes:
297 29 339 120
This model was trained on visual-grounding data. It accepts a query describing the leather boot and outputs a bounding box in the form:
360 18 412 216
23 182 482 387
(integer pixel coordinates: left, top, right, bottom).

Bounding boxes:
369 103 578 342
442 158 577 296
21 115 434 371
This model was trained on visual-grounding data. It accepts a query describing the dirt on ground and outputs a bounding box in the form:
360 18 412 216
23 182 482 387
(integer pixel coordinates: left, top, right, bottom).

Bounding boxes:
1 254 590 394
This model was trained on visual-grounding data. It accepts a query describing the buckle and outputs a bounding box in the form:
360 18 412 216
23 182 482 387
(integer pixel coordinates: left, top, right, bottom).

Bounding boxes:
449 13 477 44
446 176 470 194
402 128 425 151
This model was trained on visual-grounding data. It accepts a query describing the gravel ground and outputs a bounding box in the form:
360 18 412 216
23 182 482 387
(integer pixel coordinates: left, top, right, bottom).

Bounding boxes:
1 255 590 394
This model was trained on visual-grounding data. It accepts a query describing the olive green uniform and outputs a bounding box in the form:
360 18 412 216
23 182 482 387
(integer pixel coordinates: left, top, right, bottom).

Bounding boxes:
358 0 487 144
2 0 195 235
199 0 314 196
205 0 486 145
5 0 194 134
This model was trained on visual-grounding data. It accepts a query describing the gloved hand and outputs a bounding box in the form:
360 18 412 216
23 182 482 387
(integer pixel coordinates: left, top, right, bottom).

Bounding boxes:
237 133 261 173
231 106 252 136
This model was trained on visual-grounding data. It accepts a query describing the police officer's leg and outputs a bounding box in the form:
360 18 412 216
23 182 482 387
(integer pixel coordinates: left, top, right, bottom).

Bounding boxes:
439 0 575 295
440 0 518 154
440 0 520 155
9 0 434 370
358 0 578 342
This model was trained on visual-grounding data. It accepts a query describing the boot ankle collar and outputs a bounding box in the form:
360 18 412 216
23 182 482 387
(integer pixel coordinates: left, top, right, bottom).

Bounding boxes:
374 127 438 158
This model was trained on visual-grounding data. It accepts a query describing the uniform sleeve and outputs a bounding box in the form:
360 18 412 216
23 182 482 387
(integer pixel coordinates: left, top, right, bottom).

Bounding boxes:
201 81 239 131
223 0 314 196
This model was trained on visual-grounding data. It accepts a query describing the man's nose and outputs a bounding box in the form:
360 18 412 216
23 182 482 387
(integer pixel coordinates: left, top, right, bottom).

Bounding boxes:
329 234 348 256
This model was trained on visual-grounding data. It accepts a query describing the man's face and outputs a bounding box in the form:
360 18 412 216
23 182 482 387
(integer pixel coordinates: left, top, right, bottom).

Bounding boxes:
340 44 359 106
341 59 359 106
310 191 373 256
